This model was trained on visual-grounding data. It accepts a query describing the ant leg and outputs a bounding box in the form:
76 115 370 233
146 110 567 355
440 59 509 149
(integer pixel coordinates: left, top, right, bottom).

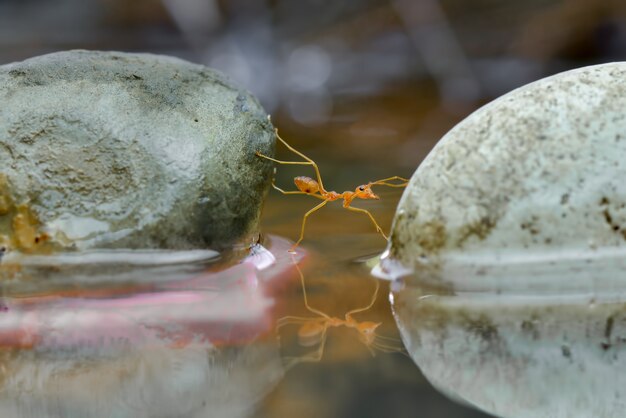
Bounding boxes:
256 147 327 194
282 326 329 370
256 156 326 198
345 279 380 319
274 130 327 193
375 176 409 182
277 316 320 328
256 152 315 167
289 199 329 252
371 341 410 357
272 183 307 195
296 327 329 364
345 206 388 240
373 181 408 188
271 180 325 200
364 343 377 357
290 257 331 318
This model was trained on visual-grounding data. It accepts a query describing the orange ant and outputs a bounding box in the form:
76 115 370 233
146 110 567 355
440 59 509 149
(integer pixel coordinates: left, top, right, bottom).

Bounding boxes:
277 260 405 365
256 129 409 252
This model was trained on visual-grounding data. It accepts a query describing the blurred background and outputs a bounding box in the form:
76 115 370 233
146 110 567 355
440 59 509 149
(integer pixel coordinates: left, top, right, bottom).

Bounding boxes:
3 0 626 169
2 1 626 417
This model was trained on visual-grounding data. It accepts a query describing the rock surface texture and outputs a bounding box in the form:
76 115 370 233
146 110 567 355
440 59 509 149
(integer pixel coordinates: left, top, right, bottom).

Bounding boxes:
382 63 626 418
0 50 274 251
386 62 626 271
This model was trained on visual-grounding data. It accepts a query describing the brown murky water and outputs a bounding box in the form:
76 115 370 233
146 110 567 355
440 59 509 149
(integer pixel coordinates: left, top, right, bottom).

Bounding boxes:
0 141 490 418
1 0 623 415
255 149 491 418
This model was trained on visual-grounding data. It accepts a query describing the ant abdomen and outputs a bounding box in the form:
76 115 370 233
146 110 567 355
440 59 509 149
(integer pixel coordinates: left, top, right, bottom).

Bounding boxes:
297 321 325 347
294 176 319 194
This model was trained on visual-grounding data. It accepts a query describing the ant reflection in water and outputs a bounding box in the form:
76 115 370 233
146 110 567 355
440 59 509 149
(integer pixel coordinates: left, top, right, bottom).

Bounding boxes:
277 260 405 366
256 129 408 252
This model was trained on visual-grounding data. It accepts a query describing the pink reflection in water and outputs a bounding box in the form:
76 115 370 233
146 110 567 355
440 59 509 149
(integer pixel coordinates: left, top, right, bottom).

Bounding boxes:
0 236 303 350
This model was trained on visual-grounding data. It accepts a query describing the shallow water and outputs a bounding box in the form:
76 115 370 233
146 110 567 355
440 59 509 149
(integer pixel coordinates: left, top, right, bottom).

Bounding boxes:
0 1 620 415
0 170 491 418
255 168 491 418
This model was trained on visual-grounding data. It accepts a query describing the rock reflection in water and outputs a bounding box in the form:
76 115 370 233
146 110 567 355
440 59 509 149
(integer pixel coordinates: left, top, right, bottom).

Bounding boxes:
390 249 626 418
0 236 298 418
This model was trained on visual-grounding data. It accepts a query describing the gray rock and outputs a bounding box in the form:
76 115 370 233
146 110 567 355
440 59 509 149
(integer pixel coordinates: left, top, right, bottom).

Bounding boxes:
0 50 275 251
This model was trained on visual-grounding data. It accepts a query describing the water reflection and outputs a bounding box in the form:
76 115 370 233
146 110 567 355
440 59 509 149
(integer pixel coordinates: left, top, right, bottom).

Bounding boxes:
0 188 493 418
390 252 626 418
276 260 403 368
0 236 299 418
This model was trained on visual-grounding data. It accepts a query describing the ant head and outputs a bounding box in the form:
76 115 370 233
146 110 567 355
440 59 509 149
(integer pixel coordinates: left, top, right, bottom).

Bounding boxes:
357 321 382 344
354 184 379 200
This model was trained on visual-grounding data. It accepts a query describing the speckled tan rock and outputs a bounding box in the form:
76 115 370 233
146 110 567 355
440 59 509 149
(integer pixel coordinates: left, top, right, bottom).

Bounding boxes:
386 62 626 272
379 63 626 418
0 50 275 251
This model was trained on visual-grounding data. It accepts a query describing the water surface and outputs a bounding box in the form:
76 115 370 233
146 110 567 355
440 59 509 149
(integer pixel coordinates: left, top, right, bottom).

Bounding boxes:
0 166 489 418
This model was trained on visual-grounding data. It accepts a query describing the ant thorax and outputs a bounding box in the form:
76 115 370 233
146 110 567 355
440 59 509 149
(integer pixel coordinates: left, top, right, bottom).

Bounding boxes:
326 191 342 200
